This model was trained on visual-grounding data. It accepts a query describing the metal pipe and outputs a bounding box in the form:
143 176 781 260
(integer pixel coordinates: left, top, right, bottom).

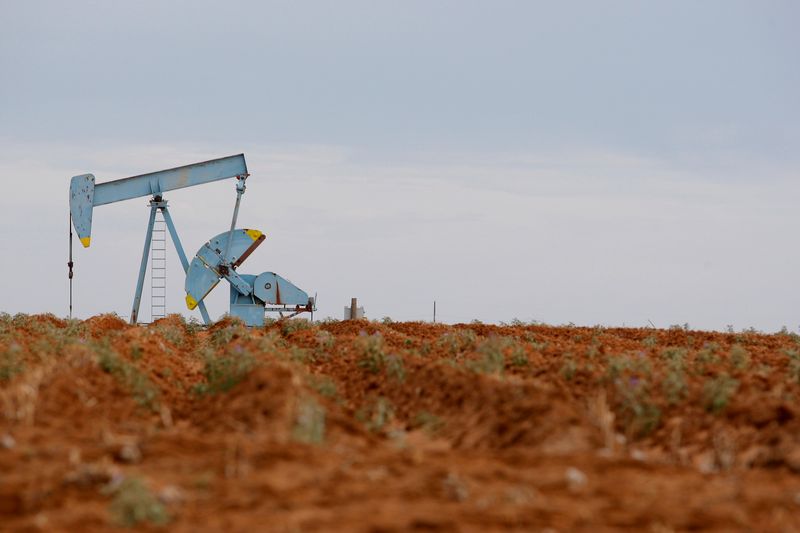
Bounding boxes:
222 178 246 264
68 213 73 318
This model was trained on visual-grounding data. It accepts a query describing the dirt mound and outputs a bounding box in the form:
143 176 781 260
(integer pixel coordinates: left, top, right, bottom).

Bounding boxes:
2 314 800 530
84 313 129 335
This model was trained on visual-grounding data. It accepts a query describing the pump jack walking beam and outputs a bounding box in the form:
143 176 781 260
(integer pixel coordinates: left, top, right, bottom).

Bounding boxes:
70 154 248 247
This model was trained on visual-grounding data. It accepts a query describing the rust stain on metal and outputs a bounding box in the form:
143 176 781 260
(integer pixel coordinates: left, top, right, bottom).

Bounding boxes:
233 234 265 269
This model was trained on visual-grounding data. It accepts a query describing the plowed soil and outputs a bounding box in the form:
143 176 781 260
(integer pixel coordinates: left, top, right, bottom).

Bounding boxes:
2 314 800 532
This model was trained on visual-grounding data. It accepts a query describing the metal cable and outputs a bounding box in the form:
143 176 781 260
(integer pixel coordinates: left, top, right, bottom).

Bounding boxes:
68 213 74 318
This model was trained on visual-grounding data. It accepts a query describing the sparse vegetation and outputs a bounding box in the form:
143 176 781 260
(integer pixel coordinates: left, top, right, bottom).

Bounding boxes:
0 343 22 382
355 333 406 382
281 318 314 336
694 342 720 374
193 347 257 394
357 396 395 433
4 313 800 531
96 342 159 410
356 333 387 373
414 411 444 435
293 396 326 444
785 348 800 384
154 322 186 348
210 320 248 348
560 356 577 381
661 347 688 405
436 329 478 356
615 378 661 438
467 336 521 375
642 334 659 348
728 344 750 370
703 373 739 414
308 374 338 398
105 477 170 527
315 330 335 354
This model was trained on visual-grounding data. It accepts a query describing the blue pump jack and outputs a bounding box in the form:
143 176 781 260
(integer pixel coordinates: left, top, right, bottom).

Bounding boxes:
68 154 315 326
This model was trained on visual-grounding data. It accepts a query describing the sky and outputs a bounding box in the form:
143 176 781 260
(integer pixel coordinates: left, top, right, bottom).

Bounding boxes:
0 1 798 331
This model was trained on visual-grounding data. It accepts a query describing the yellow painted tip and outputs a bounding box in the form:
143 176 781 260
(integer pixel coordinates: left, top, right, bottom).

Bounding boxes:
245 229 263 241
185 294 198 310
80 236 91 248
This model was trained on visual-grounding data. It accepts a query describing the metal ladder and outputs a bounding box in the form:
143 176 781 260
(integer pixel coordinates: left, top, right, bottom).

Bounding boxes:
150 213 167 322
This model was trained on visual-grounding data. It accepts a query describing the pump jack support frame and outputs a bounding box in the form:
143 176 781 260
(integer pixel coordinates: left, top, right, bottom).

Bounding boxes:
130 196 211 325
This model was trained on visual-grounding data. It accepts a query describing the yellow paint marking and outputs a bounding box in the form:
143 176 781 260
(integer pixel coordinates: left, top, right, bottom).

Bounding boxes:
245 229 263 241
185 294 198 310
80 236 91 248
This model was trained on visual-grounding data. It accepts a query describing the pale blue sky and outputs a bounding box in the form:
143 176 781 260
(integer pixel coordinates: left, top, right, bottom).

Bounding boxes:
1 1 798 329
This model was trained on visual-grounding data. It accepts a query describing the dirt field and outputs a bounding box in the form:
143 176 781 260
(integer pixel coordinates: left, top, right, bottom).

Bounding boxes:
1 314 800 532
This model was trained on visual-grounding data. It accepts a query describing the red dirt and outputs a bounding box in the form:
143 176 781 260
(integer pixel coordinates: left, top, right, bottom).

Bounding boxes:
2 314 800 531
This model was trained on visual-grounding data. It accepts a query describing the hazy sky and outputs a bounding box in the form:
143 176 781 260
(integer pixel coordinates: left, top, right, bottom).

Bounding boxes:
1 1 798 330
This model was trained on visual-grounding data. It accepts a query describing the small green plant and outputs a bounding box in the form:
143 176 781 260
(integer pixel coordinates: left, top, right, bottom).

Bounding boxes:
185 317 203 336
662 369 688 405
605 353 651 383
281 318 313 336
105 477 170 527
257 331 286 354
356 334 387 373
436 330 477 356
210 321 247 348
785 348 800 384
584 343 601 359
560 356 577 381
96 343 159 410
660 347 687 368
308 375 338 398
163 326 185 347
357 397 394 433
467 336 518 375
129 344 143 361
694 343 721 374
413 411 444 435
728 344 750 370
0 343 23 382
510 348 529 367
194 348 257 394
154 323 185 348
356 333 405 381
62 318 88 339
288 346 314 364
616 379 661 438
315 330 335 354
702 373 739 414
642 335 658 348
385 354 406 382
292 396 326 444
